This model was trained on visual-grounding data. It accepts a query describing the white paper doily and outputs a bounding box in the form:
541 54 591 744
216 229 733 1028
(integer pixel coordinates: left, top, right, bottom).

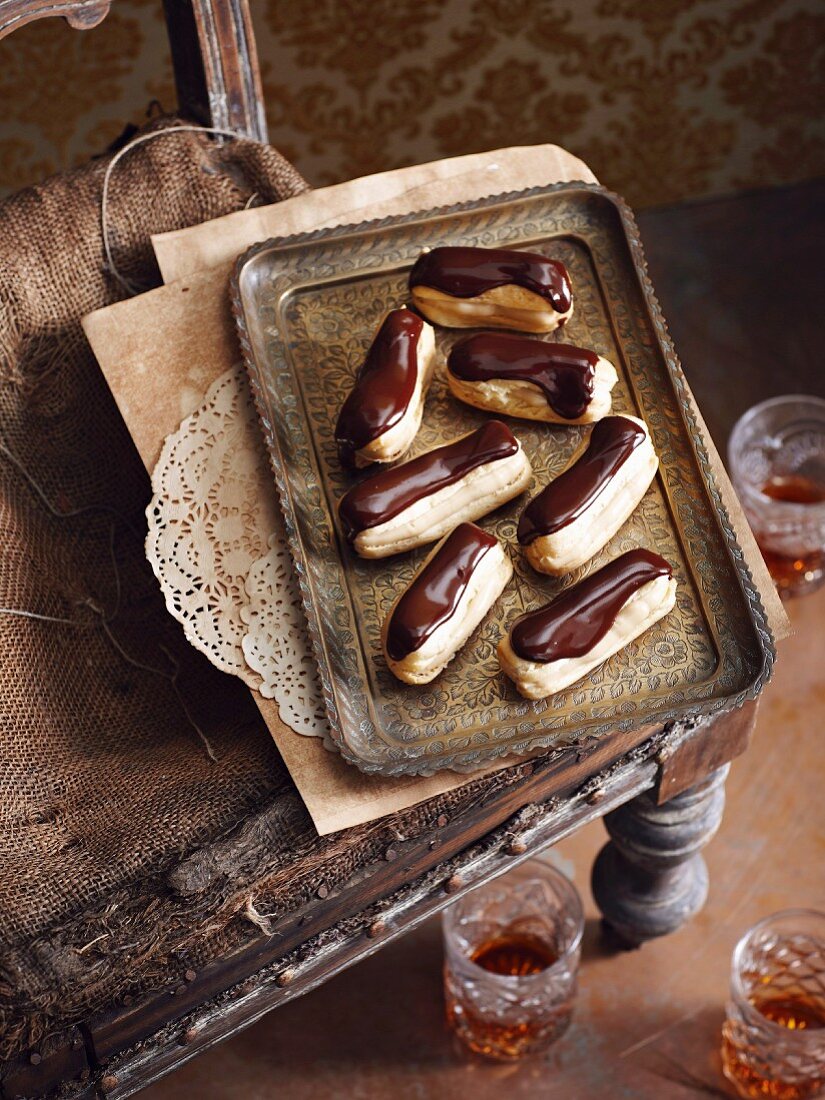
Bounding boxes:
146 365 330 741
241 536 330 741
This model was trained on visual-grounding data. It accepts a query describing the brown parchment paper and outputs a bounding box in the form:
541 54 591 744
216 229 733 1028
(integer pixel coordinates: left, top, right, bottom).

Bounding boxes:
152 145 595 282
83 146 788 835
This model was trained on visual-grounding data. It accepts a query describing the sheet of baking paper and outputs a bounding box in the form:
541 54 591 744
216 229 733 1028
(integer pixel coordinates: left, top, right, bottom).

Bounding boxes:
152 144 596 282
83 146 788 836
85 147 588 833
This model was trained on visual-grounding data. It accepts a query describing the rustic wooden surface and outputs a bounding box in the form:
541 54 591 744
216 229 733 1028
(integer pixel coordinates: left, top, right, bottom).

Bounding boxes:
138 179 825 1099
640 179 825 452
654 701 754 804
83 723 657 1064
1 720 747 1097
140 582 825 1100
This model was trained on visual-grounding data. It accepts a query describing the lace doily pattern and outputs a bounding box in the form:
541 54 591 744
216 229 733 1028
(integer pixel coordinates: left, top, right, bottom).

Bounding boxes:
241 536 331 741
146 365 332 742
147 365 279 688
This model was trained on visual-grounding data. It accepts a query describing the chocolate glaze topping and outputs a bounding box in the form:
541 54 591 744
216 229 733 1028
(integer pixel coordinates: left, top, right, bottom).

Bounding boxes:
449 333 597 419
409 246 572 313
335 308 424 467
509 548 672 664
339 420 519 542
518 416 647 544
386 523 498 661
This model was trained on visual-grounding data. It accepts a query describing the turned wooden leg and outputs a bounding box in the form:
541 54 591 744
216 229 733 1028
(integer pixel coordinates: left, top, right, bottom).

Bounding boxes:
591 764 729 947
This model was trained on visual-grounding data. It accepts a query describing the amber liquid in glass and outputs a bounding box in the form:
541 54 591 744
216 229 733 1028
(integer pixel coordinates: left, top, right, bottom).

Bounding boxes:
472 931 558 976
757 475 825 595
722 993 825 1100
446 929 564 1059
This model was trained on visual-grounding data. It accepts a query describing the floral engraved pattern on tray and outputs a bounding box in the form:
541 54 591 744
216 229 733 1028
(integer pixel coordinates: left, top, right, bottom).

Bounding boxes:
286 236 715 736
234 184 773 773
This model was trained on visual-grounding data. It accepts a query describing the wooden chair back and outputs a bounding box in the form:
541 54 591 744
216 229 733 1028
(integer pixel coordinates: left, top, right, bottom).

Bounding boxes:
0 0 267 139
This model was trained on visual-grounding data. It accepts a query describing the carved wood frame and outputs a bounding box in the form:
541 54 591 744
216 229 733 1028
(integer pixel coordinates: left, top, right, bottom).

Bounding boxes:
0 0 268 141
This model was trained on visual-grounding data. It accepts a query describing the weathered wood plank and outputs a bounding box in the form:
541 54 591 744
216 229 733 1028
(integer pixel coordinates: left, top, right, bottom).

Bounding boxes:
0 0 110 38
654 699 757 804
98 748 665 1098
161 0 267 141
86 723 662 1066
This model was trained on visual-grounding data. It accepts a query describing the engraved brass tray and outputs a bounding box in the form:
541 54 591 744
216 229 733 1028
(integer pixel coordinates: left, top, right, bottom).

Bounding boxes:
232 184 774 776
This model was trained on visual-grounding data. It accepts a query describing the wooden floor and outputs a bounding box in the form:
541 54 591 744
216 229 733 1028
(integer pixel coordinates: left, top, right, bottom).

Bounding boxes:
143 180 825 1100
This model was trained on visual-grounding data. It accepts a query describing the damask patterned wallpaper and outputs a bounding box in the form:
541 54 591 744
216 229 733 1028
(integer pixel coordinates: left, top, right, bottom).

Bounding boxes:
1 0 822 205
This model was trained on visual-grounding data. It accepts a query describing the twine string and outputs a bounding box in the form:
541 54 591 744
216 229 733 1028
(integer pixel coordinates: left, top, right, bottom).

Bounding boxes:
0 438 142 537
100 124 252 295
0 607 76 625
0 442 218 763
242 896 282 938
159 645 218 764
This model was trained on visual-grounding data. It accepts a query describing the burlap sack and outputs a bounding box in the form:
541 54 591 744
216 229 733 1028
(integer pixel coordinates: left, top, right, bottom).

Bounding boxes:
0 120 310 1055
0 120 546 1064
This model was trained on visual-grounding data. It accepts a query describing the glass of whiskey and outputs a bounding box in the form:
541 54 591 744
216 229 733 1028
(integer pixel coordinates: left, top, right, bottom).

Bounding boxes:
442 859 584 1061
722 909 825 1099
728 395 825 597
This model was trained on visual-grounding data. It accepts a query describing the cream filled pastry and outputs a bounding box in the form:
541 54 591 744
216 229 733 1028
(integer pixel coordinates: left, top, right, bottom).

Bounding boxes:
408 246 573 333
518 415 658 575
447 332 617 424
334 307 436 468
338 420 532 559
498 548 676 700
382 523 512 684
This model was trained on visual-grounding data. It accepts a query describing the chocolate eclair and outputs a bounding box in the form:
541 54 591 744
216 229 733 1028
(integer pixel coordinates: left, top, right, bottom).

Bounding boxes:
338 420 532 559
382 523 512 684
518 415 658 575
498 548 676 700
335 307 436 468
409 246 573 333
446 333 618 424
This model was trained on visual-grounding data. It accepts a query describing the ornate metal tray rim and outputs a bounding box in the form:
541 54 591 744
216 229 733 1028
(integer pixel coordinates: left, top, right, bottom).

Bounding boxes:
231 182 775 776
